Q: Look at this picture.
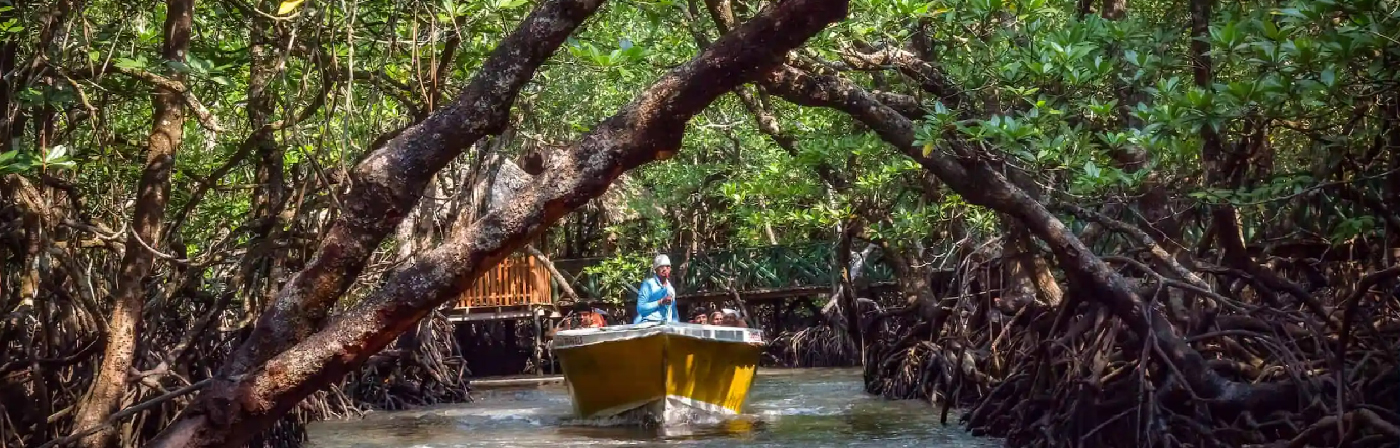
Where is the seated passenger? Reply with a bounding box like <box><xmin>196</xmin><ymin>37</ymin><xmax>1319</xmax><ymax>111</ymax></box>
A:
<box><xmin>690</xmin><ymin>311</ymin><xmax>709</xmax><ymax>325</ymax></box>
<box><xmin>549</xmin><ymin>302</ymin><xmax>606</xmax><ymax>339</ymax></box>
<box><xmin>720</xmin><ymin>308</ymin><xmax>749</xmax><ymax>328</ymax></box>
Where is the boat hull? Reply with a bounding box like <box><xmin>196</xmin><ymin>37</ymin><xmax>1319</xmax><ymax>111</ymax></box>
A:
<box><xmin>552</xmin><ymin>322</ymin><xmax>764</xmax><ymax>424</ymax></box>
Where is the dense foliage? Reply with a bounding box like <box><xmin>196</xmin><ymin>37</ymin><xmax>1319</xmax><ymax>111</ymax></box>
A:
<box><xmin>2</xmin><ymin>0</ymin><xmax>1398</xmax><ymax>446</ymax></box>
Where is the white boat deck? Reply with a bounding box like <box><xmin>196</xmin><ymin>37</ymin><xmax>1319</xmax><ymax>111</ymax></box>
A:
<box><xmin>552</xmin><ymin>321</ymin><xmax>764</xmax><ymax>350</ymax></box>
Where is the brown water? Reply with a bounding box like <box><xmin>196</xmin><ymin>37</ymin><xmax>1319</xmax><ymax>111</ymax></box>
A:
<box><xmin>306</xmin><ymin>368</ymin><xmax>997</xmax><ymax>448</ymax></box>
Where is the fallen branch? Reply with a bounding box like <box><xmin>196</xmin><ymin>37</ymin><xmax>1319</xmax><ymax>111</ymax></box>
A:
<box><xmin>525</xmin><ymin>244</ymin><xmax>579</xmax><ymax>300</ymax></box>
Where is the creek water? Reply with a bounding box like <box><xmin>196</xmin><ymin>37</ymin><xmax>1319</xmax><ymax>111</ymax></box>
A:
<box><xmin>306</xmin><ymin>367</ymin><xmax>997</xmax><ymax>448</ymax></box>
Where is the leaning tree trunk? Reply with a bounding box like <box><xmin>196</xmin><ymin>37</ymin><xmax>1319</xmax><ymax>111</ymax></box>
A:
<box><xmin>526</xmin><ymin>244</ymin><xmax>580</xmax><ymax>300</ymax></box>
<box><xmin>70</xmin><ymin>0</ymin><xmax>194</xmax><ymax>446</ymax></box>
<box><xmin>147</xmin><ymin>1</ymin><xmax>848</xmax><ymax>446</ymax></box>
<box><xmin>760</xmin><ymin>61</ymin><xmax>1301</xmax><ymax>414</ymax></box>
<box><xmin>215</xmin><ymin>0</ymin><xmax>608</xmax><ymax>383</ymax></box>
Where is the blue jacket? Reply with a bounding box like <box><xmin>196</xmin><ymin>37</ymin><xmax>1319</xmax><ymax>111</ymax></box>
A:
<box><xmin>633</xmin><ymin>275</ymin><xmax>679</xmax><ymax>324</ymax></box>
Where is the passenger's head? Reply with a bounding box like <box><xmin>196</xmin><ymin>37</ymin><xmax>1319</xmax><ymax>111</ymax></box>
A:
<box><xmin>691</xmin><ymin>313</ymin><xmax>708</xmax><ymax>324</ymax></box>
<box><xmin>653</xmin><ymin>254</ymin><xmax>672</xmax><ymax>278</ymax></box>
<box><xmin>721</xmin><ymin>309</ymin><xmax>741</xmax><ymax>325</ymax></box>
<box><xmin>572</xmin><ymin>302</ymin><xmax>591</xmax><ymax>314</ymax></box>
<box><xmin>710</xmin><ymin>311</ymin><xmax>726</xmax><ymax>325</ymax></box>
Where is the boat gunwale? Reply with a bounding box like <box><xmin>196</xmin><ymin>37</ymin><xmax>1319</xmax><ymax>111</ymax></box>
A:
<box><xmin>551</xmin><ymin>321</ymin><xmax>764</xmax><ymax>350</ymax></box>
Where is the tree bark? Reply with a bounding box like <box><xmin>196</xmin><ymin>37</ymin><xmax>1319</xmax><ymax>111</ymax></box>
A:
<box><xmin>70</xmin><ymin>0</ymin><xmax>194</xmax><ymax>447</ymax></box>
<box><xmin>1101</xmin><ymin>0</ymin><xmax>1125</xmax><ymax>19</ymax></box>
<box><xmin>1004</xmin><ymin>220</ymin><xmax>1061</xmax><ymax>311</ymax></box>
<box><xmin>229</xmin><ymin>8</ymin><xmax>292</xmax><ymax>319</ymax></box>
<box><xmin>836</xmin><ymin>221</ymin><xmax>863</xmax><ymax>348</ymax></box>
<box><xmin>146</xmin><ymin>1</ymin><xmax>847</xmax><ymax>446</ymax></box>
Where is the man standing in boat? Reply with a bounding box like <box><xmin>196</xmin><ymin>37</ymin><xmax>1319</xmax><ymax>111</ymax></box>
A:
<box><xmin>633</xmin><ymin>254</ymin><xmax>680</xmax><ymax>323</ymax></box>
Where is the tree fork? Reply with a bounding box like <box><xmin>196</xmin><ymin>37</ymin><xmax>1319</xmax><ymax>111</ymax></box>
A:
<box><xmin>217</xmin><ymin>0</ymin><xmax>612</xmax><ymax>380</ymax></box>
<box><xmin>146</xmin><ymin>0</ymin><xmax>848</xmax><ymax>446</ymax></box>
<box><xmin>70</xmin><ymin>0</ymin><xmax>195</xmax><ymax>447</ymax></box>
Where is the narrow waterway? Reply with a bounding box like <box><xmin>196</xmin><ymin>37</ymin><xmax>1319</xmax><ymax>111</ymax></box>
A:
<box><xmin>306</xmin><ymin>368</ymin><xmax>995</xmax><ymax>448</ymax></box>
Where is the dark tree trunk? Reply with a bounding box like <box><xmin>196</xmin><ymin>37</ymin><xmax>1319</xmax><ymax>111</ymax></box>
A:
<box><xmin>245</xmin><ymin>10</ymin><xmax>289</xmax><ymax>308</ymax></box>
<box><xmin>1076</xmin><ymin>0</ymin><xmax>1095</xmax><ymax>17</ymax></box>
<box><xmin>71</xmin><ymin>0</ymin><xmax>195</xmax><ymax>446</ymax></box>
<box><xmin>1101</xmin><ymin>0</ymin><xmax>1125</xmax><ymax>19</ymax></box>
<box><xmin>836</xmin><ymin>222</ymin><xmax>862</xmax><ymax>348</ymax></box>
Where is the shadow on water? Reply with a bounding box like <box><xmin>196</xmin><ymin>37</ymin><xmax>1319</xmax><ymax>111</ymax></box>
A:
<box><xmin>306</xmin><ymin>368</ymin><xmax>996</xmax><ymax>448</ymax></box>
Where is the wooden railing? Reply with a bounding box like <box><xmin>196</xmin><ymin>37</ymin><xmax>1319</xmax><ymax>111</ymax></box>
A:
<box><xmin>456</xmin><ymin>255</ymin><xmax>553</xmax><ymax>309</ymax></box>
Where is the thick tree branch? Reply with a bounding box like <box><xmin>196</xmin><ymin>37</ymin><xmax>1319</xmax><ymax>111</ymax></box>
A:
<box><xmin>146</xmin><ymin>0</ymin><xmax>847</xmax><ymax>446</ymax></box>
<box><xmin>213</xmin><ymin>0</ymin><xmax>611</xmax><ymax>383</ymax></box>
<box><xmin>837</xmin><ymin>43</ymin><xmax>965</xmax><ymax>111</ymax></box>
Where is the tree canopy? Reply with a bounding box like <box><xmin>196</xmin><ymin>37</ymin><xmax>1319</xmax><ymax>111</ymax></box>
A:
<box><xmin>2</xmin><ymin>0</ymin><xmax>1398</xmax><ymax>447</ymax></box>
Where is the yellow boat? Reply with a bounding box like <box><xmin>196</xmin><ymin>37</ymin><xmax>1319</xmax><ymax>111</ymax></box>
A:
<box><xmin>551</xmin><ymin>321</ymin><xmax>765</xmax><ymax>425</ymax></box>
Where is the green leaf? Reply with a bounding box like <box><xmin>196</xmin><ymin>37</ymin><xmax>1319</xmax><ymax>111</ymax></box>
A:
<box><xmin>164</xmin><ymin>60</ymin><xmax>191</xmax><ymax>73</ymax></box>
<box><xmin>1273</xmin><ymin>8</ymin><xmax>1308</xmax><ymax>20</ymax></box>
<box><xmin>45</xmin><ymin>145</ymin><xmax>67</xmax><ymax>162</ymax></box>
<box><xmin>114</xmin><ymin>58</ymin><xmax>144</xmax><ymax>70</ymax></box>
<box><xmin>1319</xmin><ymin>67</ymin><xmax>1336</xmax><ymax>87</ymax></box>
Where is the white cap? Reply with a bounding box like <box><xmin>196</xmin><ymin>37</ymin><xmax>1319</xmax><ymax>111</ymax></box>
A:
<box><xmin>721</xmin><ymin>308</ymin><xmax>739</xmax><ymax>316</ymax></box>
<box><xmin>653</xmin><ymin>254</ymin><xmax>671</xmax><ymax>270</ymax></box>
